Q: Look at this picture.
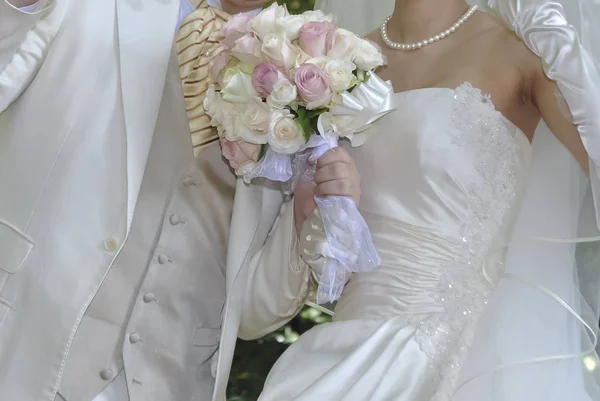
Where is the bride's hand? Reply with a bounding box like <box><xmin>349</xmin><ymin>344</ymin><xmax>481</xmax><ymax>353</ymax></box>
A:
<box><xmin>314</xmin><ymin>148</ymin><xmax>362</xmax><ymax>205</ymax></box>
<box><xmin>293</xmin><ymin>148</ymin><xmax>362</xmax><ymax>234</ymax></box>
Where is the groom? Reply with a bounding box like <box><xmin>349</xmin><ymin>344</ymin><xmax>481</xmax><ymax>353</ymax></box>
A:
<box><xmin>0</xmin><ymin>1</ymin><xmax>285</xmax><ymax>401</ymax></box>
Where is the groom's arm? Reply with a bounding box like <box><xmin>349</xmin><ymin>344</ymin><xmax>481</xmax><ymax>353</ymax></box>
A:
<box><xmin>0</xmin><ymin>1</ymin><xmax>53</xmax><ymax>69</ymax></box>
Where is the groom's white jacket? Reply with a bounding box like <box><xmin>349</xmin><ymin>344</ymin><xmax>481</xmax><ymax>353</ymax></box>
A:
<box><xmin>0</xmin><ymin>1</ymin><xmax>311</xmax><ymax>400</ymax></box>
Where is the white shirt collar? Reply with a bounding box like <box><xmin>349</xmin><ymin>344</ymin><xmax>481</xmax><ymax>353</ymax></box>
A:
<box><xmin>206</xmin><ymin>0</ymin><xmax>262</xmax><ymax>17</ymax></box>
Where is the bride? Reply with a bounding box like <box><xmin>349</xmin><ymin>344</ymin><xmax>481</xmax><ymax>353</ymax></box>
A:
<box><xmin>248</xmin><ymin>0</ymin><xmax>600</xmax><ymax>399</ymax></box>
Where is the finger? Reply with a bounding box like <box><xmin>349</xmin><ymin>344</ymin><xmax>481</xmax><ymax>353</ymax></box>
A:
<box><xmin>316</xmin><ymin>148</ymin><xmax>352</xmax><ymax>168</ymax></box>
<box><xmin>314</xmin><ymin>162</ymin><xmax>352</xmax><ymax>184</ymax></box>
<box><xmin>315</xmin><ymin>179</ymin><xmax>354</xmax><ymax>198</ymax></box>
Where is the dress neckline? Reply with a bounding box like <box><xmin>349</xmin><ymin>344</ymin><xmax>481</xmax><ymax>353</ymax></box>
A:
<box><xmin>391</xmin><ymin>84</ymin><xmax>532</xmax><ymax>151</ymax></box>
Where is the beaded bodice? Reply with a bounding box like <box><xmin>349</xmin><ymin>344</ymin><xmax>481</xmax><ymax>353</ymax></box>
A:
<box><xmin>333</xmin><ymin>83</ymin><xmax>531</xmax><ymax>399</ymax></box>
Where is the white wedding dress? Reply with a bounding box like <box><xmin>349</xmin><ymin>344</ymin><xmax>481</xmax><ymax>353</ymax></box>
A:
<box><xmin>258</xmin><ymin>84</ymin><xmax>532</xmax><ymax>400</ymax></box>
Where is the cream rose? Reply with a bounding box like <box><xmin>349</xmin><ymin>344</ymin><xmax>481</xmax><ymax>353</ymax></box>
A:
<box><xmin>275</xmin><ymin>14</ymin><xmax>306</xmax><ymax>41</ymax></box>
<box><xmin>231</xmin><ymin>34</ymin><xmax>263</xmax><ymax>68</ymax></box>
<box><xmin>353</xmin><ymin>38</ymin><xmax>386</xmax><ymax>71</ymax></box>
<box><xmin>305</xmin><ymin>56</ymin><xmax>329</xmax><ymax>70</ymax></box>
<box><xmin>327</xmin><ymin>28</ymin><xmax>360</xmax><ymax>62</ymax></box>
<box><xmin>269</xmin><ymin>109</ymin><xmax>306</xmax><ymax>154</ymax></box>
<box><xmin>247</xmin><ymin>2</ymin><xmax>289</xmax><ymax>39</ymax></box>
<box><xmin>302</xmin><ymin>10</ymin><xmax>334</xmax><ymax>23</ymax></box>
<box><xmin>325</xmin><ymin>60</ymin><xmax>357</xmax><ymax>92</ymax></box>
<box><xmin>221</xmin><ymin>14</ymin><xmax>252</xmax><ymax>47</ymax></box>
<box><xmin>204</xmin><ymin>87</ymin><xmax>234</xmax><ymax>129</ymax></box>
<box><xmin>235</xmin><ymin>99</ymin><xmax>270</xmax><ymax>144</ymax></box>
<box><xmin>220</xmin><ymin>65</ymin><xmax>259</xmax><ymax>104</ymax></box>
<box><xmin>267</xmin><ymin>77</ymin><xmax>298</xmax><ymax>109</ymax></box>
<box><xmin>261</xmin><ymin>33</ymin><xmax>301</xmax><ymax>72</ymax></box>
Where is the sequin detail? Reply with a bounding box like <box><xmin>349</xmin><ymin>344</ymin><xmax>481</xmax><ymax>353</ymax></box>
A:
<box><xmin>411</xmin><ymin>83</ymin><xmax>527</xmax><ymax>400</ymax></box>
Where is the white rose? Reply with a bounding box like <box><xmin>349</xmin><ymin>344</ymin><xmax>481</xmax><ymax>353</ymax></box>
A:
<box><xmin>302</xmin><ymin>10</ymin><xmax>334</xmax><ymax>23</ymax></box>
<box><xmin>318</xmin><ymin>112</ymin><xmax>356</xmax><ymax>135</ymax></box>
<box><xmin>305</xmin><ymin>56</ymin><xmax>329</xmax><ymax>70</ymax></box>
<box><xmin>275</xmin><ymin>15</ymin><xmax>306</xmax><ymax>41</ymax></box>
<box><xmin>352</xmin><ymin>38</ymin><xmax>386</xmax><ymax>71</ymax></box>
<box><xmin>294</xmin><ymin>51</ymin><xmax>312</xmax><ymax>70</ymax></box>
<box><xmin>247</xmin><ymin>3</ymin><xmax>289</xmax><ymax>39</ymax></box>
<box><xmin>327</xmin><ymin>28</ymin><xmax>360</xmax><ymax>62</ymax></box>
<box><xmin>325</xmin><ymin>60</ymin><xmax>357</xmax><ymax>92</ymax></box>
<box><xmin>269</xmin><ymin>109</ymin><xmax>306</xmax><ymax>154</ymax></box>
<box><xmin>220</xmin><ymin>65</ymin><xmax>259</xmax><ymax>104</ymax></box>
<box><xmin>261</xmin><ymin>33</ymin><xmax>300</xmax><ymax>72</ymax></box>
<box><xmin>235</xmin><ymin>99</ymin><xmax>270</xmax><ymax>144</ymax></box>
<box><xmin>267</xmin><ymin>77</ymin><xmax>298</xmax><ymax>109</ymax></box>
<box><xmin>204</xmin><ymin>87</ymin><xmax>239</xmax><ymax>139</ymax></box>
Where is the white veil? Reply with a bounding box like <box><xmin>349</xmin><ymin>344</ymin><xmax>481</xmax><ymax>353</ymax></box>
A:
<box><xmin>314</xmin><ymin>0</ymin><xmax>600</xmax><ymax>399</ymax></box>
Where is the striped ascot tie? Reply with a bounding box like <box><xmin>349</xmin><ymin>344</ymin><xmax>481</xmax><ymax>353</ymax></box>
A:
<box><xmin>176</xmin><ymin>0</ymin><xmax>230</xmax><ymax>156</ymax></box>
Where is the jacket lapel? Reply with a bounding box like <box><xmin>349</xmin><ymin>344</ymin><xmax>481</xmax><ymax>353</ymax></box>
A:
<box><xmin>116</xmin><ymin>0</ymin><xmax>179</xmax><ymax>231</ymax></box>
<box><xmin>214</xmin><ymin>181</ymin><xmax>284</xmax><ymax>400</ymax></box>
<box><xmin>225</xmin><ymin>181</ymin><xmax>263</xmax><ymax>293</ymax></box>
<box><xmin>225</xmin><ymin>180</ymin><xmax>286</xmax><ymax>293</ymax></box>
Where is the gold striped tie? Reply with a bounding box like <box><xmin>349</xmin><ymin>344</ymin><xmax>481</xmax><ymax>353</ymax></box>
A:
<box><xmin>176</xmin><ymin>0</ymin><xmax>230</xmax><ymax>156</ymax></box>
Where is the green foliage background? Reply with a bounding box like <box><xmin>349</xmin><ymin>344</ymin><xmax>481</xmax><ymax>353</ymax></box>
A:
<box><xmin>227</xmin><ymin>3</ymin><xmax>321</xmax><ymax>400</ymax></box>
<box><xmin>264</xmin><ymin>0</ymin><xmax>316</xmax><ymax>14</ymax></box>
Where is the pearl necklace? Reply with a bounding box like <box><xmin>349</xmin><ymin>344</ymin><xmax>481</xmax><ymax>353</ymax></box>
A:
<box><xmin>381</xmin><ymin>5</ymin><xmax>478</xmax><ymax>50</ymax></box>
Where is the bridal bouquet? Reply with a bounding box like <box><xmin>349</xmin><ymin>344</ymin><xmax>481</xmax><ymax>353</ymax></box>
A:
<box><xmin>204</xmin><ymin>3</ymin><xmax>395</xmax><ymax>303</ymax></box>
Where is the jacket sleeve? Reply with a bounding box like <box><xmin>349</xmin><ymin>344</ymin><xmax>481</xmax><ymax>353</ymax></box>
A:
<box><xmin>0</xmin><ymin>1</ymin><xmax>53</xmax><ymax>69</ymax></box>
<box><xmin>238</xmin><ymin>201</ymin><xmax>330</xmax><ymax>340</ymax></box>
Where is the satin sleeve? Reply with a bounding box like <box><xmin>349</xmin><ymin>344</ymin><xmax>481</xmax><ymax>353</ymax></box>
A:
<box><xmin>0</xmin><ymin>0</ymin><xmax>58</xmax><ymax>112</ymax></box>
<box><xmin>0</xmin><ymin>0</ymin><xmax>53</xmax><ymax>68</ymax></box>
<box><xmin>238</xmin><ymin>202</ymin><xmax>335</xmax><ymax>339</ymax></box>
<box><xmin>298</xmin><ymin>208</ymin><xmax>331</xmax><ymax>280</ymax></box>
<box><xmin>494</xmin><ymin>0</ymin><xmax>600</xmax><ymax>229</ymax></box>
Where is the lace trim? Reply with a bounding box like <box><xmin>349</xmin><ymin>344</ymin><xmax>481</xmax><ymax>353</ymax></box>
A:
<box><xmin>411</xmin><ymin>83</ymin><xmax>526</xmax><ymax>400</ymax></box>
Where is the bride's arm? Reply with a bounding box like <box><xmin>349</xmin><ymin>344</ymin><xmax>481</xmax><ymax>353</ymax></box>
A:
<box><xmin>533</xmin><ymin>69</ymin><xmax>590</xmax><ymax>173</ymax></box>
<box><xmin>239</xmin><ymin>148</ymin><xmax>361</xmax><ymax>340</ymax></box>
<box><xmin>238</xmin><ymin>199</ymin><xmax>326</xmax><ymax>340</ymax></box>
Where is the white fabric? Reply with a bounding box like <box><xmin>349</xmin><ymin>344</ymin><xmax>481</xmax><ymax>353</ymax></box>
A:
<box><xmin>309</xmin><ymin>1</ymin><xmax>600</xmax><ymax>400</ymax></box>
<box><xmin>177</xmin><ymin>0</ymin><xmax>195</xmax><ymax>30</ymax></box>
<box><xmin>91</xmin><ymin>371</ymin><xmax>127</xmax><ymax>401</ymax></box>
<box><xmin>456</xmin><ymin>2</ymin><xmax>600</xmax><ymax>399</ymax></box>
<box><xmin>259</xmin><ymin>84</ymin><xmax>532</xmax><ymax>400</ymax></box>
<box><xmin>0</xmin><ymin>1</ymin><xmax>182</xmax><ymax>399</ymax></box>
<box><xmin>0</xmin><ymin>1</ymin><xmax>283</xmax><ymax>401</ymax></box>
<box><xmin>17</xmin><ymin>2</ymin><xmax>38</xmax><ymax>12</ymax></box>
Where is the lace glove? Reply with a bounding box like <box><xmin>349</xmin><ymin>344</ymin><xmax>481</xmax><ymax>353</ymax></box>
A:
<box><xmin>298</xmin><ymin>207</ymin><xmax>352</xmax><ymax>306</ymax></box>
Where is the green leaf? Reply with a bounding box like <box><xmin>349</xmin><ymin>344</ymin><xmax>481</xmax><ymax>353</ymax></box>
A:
<box><xmin>258</xmin><ymin>144</ymin><xmax>268</xmax><ymax>161</ymax></box>
<box><xmin>296</xmin><ymin>107</ymin><xmax>313</xmax><ymax>142</ymax></box>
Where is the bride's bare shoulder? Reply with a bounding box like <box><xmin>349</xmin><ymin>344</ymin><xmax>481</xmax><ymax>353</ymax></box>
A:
<box><xmin>472</xmin><ymin>12</ymin><xmax>539</xmax><ymax>70</ymax></box>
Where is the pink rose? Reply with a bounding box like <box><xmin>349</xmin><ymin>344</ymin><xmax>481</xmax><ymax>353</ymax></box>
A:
<box><xmin>222</xmin><ymin>14</ymin><xmax>251</xmax><ymax>47</ymax></box>
<box><xmin>220</xmin><ymin>138</ymin><xmax>261</xmax><ymax>176</ymax></box>
<box><xmin>252</xmin><ymin>63</ymin><xmax>282</xmax><ymax>98</ymax></box>
<box><xmin>208</xmin><ymin>46</ymin><xmax>231</xmax><ymax>84</ymax></box>
<box><xmin>294</xmin><ymin>63</ymin><xmax>332</xmax><ymax>109</ymax></box>
<box><xmin>298</xmin><ymin>21</ymin><xmax>337</xmax><ymax>57</ymax></box>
